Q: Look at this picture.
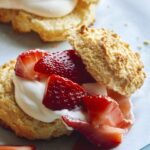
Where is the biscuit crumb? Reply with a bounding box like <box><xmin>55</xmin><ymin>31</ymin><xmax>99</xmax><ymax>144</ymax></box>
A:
<box><xmin>143</xmin><ymin>40</ymin><xmax>150</xmax><ymax>46</ymax></box>
<box><xmin>124</xmin><ymin>23</ymin><xmax>128</xmax><ymax>27</ymax></box>
<box><xmin>107</xmin><ymin>5</ymin><xmax>110</xmax><ymax>8</ymax></box>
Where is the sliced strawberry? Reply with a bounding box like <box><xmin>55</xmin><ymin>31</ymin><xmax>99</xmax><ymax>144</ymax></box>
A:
<box><xmin>0</xmin><ymin>146</ymin><xmax>36</xmax><ymax>150</ymax></box>
<box><xmin>83</xmin><ymin>96</ymin><xmax>131</xmax><ymax>129</ymax></box>
<box><xmin>43</xmin><ymin>74</ymin><xmax>87</xmax><ymax>110</ymax></box>
<box><xmin>107</xmin><ymin>89</ymin><xmax>134</xmax><ymax>121</ymax></box>
<box><xmin>62</xmin><ymin>116</ymin><xmax>123</xmax><ymax>149</ymax></box>
<box><xmin>34</xmin><ymin>50</ymin><xmax>95</xmax><ymax>84</ymax></box>
<box><xmin>63</xmin><ymin>95</ymin><xmax>132</xmax><ymax>148</ymax></box>
<box><xmin>15</xmin><ymin>49</ymin><xmax>48</xmax><ymax>80</ymax></box>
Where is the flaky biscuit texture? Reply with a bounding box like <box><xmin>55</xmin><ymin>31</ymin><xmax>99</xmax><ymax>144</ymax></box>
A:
<box><xmin>68</xmin><ymin>26</ymin><xmax>146</xmax><ymax>96</ymax></box>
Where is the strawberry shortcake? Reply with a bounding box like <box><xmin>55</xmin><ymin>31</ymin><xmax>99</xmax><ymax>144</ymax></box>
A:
<box><xmin>0</xmin><ymin>0</ymin><xmax>99</xmax><ymax>41</ymax></box>
<box><xmin>0</xmin><ymin>27</ymin><xmax>145</xmax><ymax>149</ymax></box>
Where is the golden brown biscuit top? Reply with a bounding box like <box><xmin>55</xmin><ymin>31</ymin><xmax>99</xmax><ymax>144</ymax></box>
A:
<box><xmin>68</xmin><ymin>26</ymin><xmax>146</xmax><ymax>96</ymax></box>
<box><xmin>83</xmin><ymin>0</ymin><xmax>100</xmax><ymax>4</ymax></box>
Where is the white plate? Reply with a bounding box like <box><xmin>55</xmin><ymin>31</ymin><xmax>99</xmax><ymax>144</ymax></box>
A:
<box><xmin>0</xmin><ymin>0</ymin><xmax>150</xmax><ymax>150</ymax></box>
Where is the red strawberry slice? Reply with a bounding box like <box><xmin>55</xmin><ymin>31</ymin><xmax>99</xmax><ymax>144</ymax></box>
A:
<box><xmin>34</xmin><ymin>50</ymin><xmax>95</xmax><ymax>84</ymax></box>
<box><xmin>0</xmin><ymin>146</ymin><xmax>36</xmax><ymax>150</ymax></box>
<box><xmin>62</xmin><ymin>95</ymin><xmax>132</xmax><ymax>148</ymax></box>
<box><xmin>83</xmin><ymin>96</ymin><xmax>132</xmax><ymax>129</ymax></box>
<box><xmin>62</xmin><ymin>116</ymin><xmax>123</xmax><ymax>149</ymax></box>
<box><xmin>15</xmin><ymin>49</ymin><xmax>48</xmax><ymax>80</ymax></box>
<box><xmin>43</xmin><ymin>74</ymin><xmax>87</xmax><ymax>110</ymax></box>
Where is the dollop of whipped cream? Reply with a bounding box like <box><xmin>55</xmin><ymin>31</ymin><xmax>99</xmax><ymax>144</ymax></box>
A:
<box><xmin>0</xmin><ymin>0</ymin><xmax>78</xmax><ymax>18</ymax></box>
<box><xmin>13</xmin><ymin>74</ymin><xmax>86</xmax><ymax>124</ymax></box>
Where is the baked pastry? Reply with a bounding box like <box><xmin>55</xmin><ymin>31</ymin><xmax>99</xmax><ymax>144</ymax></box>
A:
<box><xmin>68</xmin><ymin>26</ymin><xmax>146</xmax><ymax>96</ymax></box>
<box><xmin>0</xmin><ymin>27</ymin><xmax>146</xmax><ymax>148</ymax></box>
<box><xmin>0</xmin><ymin>61</ymin><xmax>70</xmax><ymax>140</ymax></box>
<box><xmin>0</xmin><ymin>0</ymin><xmax>99</xmax><ymax>42</ymax></box>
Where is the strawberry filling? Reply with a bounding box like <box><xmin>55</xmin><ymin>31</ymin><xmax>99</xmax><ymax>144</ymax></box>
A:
<box><xmin>62</xmin><ymin>116</ymin><xmax>124</xmax><ymax>149</ymax></box>
<box><xmin>15</xmin><ymin>49</ymin><xmax>48</xmax><ymax>80</ymax></box>
<box><xmin>34</xmin><ymin>50</ymin><xmax>95</xmax><ymax>84</ymax></box>
<box><xmin>14</xmin><ymin>49</ymin><xmax>133</xmax><ymax>148</ymax></box>
<box><xmin>43</xmin><ymin>74</ymin><xmax>87</xmax><ymax>110</ymax></box>
<box><xmin>62</xmin><ymin>95</ymin><xmax>132</xmax><ymax>149</ymax></box>
<box><xmin>0</xmin><ymin>146</ymin><xmax>36</xmax><ymax>150</ymax></box>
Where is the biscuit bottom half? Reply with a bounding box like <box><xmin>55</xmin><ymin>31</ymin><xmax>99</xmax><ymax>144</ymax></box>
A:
<box><xmin>0</xmin><ymin>60</ymin><xmax>71</xmax><ymax>140</ymax></box>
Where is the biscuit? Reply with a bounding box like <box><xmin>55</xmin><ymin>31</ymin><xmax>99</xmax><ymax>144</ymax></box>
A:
<box><xmin>0</xmin><ymin>60</ymin><xmax>70</xmax><ymax>140</ymax></box>
<box><xmin>68</xmin><ymin>26</ymin><xmax>146</xmax><ymax>96</ymax></box>
<box><xmin>0</xmin><ymin>0</ymin><xmax>99</xmax><ymax>42</ymax></box>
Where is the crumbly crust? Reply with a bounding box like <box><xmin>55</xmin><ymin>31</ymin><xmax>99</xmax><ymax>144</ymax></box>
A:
<box><xmin>68</xmin><ymin>26</ymin><xmax>146</xmax><ymax>96</ymax></box>
<box><xmin>0</xmin><ymin>61</ymin><xmax>71</xmax><ymax>140</ymax></box>
<box><xmin>0</xmin><ymin>0</ymin><xmax>99</xmax><ymax>42</ymax></box>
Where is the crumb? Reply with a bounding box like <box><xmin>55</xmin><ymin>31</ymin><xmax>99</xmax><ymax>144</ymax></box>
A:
<box><xmin>107</xmin><ymin>5</ymin><xmax>110</xmax><ymax>8</ymax></box>
<box><xmin>143</xmin><ymin>40</ymin><xmax>150</xmax><ymax>46</ymax></box>
<box><xmin>124</xmin><ymin>23</ymin><xmax>128</xmax><ymax>27</ymax></box>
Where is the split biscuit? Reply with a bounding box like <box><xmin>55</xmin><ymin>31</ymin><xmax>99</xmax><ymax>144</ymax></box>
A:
<box><xmin>0</xmin><ymin>0</ymin><xmax>99</xmax><ymax>42</ymax></box>
<box><xmin>68</xmin><ymin>26</ymin><xmax>146</xmax><ymax>96</ymax></box>
<box><xmin>0</xmin><ymin>60</ymin><xmax>70</xmax><ymax>140</ymax></box>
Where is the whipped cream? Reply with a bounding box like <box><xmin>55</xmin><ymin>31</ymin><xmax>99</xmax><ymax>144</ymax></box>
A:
<box><xmin>0</xmin><ymin>0</ymin><xmax>78</xmax><ymax>18</ymax></box>
<box><xmin>13</xmin><ymin>74</ymin><xmax>86</xmax><ymax>124</ymax></box>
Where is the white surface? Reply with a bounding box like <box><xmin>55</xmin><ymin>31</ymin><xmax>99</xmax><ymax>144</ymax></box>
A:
<box><xmin>0</xmin><ymin>0</ymin><xmax>150</xmax><ymax>150</ymax></box>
